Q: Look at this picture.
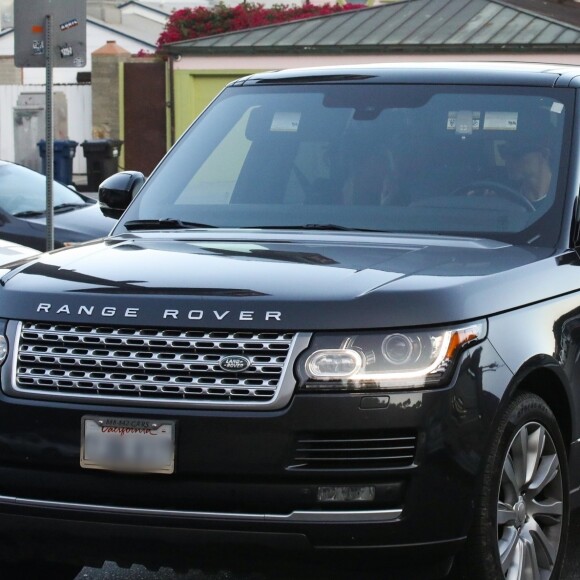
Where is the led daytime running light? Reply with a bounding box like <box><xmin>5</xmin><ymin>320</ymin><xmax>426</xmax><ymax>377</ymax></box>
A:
<box><xmin>355</xmin><ymin>331</ymin><xmax>453</xmax><ymax>381</ymax></box>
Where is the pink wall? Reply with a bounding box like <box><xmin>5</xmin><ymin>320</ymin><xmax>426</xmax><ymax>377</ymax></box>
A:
<box><xmin>174</xmin><ymin>53</ymin><xmax>580</xmax><ymax>71</ymax></box>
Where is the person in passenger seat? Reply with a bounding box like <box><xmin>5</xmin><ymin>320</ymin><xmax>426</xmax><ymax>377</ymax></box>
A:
<box><xmin>342</xmin><ymin>145</ymin><xmax>399</xmax><ymax>206</ymax></box>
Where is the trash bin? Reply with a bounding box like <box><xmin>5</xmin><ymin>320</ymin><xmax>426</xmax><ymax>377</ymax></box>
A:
<box><xmin>37</xmin><ymin>139</ymin><xmax>78</xmax><ymax>185</ymax></box>
<box><xmin>81</xmin><ymin>139</ymin><xmax>123</xmax><ymax>191</ymax></box>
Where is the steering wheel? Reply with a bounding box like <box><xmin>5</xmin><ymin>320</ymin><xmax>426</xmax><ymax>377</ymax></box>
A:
<box><xmin>452</xmin><ymin>180</ymin><xmax>536</xmax><ymax>212</ymax></box>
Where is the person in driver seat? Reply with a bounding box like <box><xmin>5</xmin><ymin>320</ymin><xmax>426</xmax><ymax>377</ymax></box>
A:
<box><xmin>504</xmin><ymin>143</ymin><xmax>553</xmax><ymax>205</ymax></box>
<box><xmin>468</xmin><ymin>141</ymin><xmax>554</xmax><ymax>210</ymax></box>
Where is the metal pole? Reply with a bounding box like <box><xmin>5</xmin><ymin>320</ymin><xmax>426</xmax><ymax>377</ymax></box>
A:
<box><xmin>45</xmin><ymin>13</ymin><xmax>54</xmax><ymax>251</ymax></box>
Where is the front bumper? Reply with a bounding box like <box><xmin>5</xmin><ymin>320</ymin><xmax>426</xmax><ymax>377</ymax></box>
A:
<box><xmin>0</xmin><ymin>341</ymin><xmax>511</xmax><ymax>566</ymax></box>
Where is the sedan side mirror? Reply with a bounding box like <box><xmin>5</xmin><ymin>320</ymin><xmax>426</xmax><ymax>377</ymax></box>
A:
<box><xmin>98</xmin><ymin>171</ymin><xmax>145</xmax><ymax>219</ymax></box>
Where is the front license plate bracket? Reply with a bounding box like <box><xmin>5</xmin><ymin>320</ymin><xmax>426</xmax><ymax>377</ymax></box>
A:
<box><xmin>81</xmin><ymin>416</ymin><xmax>175</xmax><ymax>474</ymax></box>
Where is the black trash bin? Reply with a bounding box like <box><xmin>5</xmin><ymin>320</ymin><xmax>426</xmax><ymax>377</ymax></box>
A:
<box><xmin>37</xmin><ymin>139</ymin><xmax>78</xmax><ymax>185</ymax></box>
<box><xmin>81</xmin><ymin>139</ymin><xmax>123</xmax><ymax>191</ymax></box>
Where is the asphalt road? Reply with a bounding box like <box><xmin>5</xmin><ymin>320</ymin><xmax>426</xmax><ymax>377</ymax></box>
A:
<box><xmin>73</xmin><ymin>509</ymin><xmax>580</xmax><ymax>580</ymax></box>
<box><xmin>563</xmin><ymin>508</ymin><xmax>580</xmax><ymax>579</ymax></box>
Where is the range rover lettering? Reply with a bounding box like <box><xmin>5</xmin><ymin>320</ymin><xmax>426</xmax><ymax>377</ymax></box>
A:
<box><xmin>1</xmin><ymin>62</ymin><xmax>580</xmax><ymax>579</ymax></box>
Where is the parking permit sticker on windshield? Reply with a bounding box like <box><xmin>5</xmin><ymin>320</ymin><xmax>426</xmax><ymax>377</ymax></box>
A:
<box><xmin>270</xmin><ymin>112</ymin><xmax>301</xmax><ymax>132</ymax></box>
<box><xmin>447</xmin><ymin>111</ymin><xmax>480</xmax><ymax>133</ymax></box>
<box><xmin>551</xmin><ymin>102</ymin><xmax>564</xmax><ymax>114</ymax></box>
<box><xmin>483</xmin><ymin>112</ymin><xmax>518</xmax><ymax>131</ymax></box>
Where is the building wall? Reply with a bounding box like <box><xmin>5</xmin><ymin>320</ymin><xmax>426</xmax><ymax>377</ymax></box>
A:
<box><xmin>92</xmin><ymin>51</ymin><xmax>133</xmax><ymax>139</ymax></box>
<box><xmin>0</xmin><ymin>24</ymin><xmax>154</xmax><ymax>84</ymax></box>
<box><xmin>173</xmin><ymin>52</ymin><xmax>580</xmax><ymax>73</ymax></box>
<box><xmin>173</xmin><ymin>69</ymin><xmax>256</xmax><ymax>139</ymax></box>
<box><xmin>0</xmin><ymin>55</ymin><xmax>19</xmax><ymax>84</ymax></box>
<box><xmin>171</xmin><ymin>51</ymin><xmax>580</xmax><ymax>137</ymax></box>
<box><xmin>120</xmin><ymin>13</ymin><xmax>164</xmax><ymax>45</ymax></box>
<box><xmin>0</xmin><ymin>0</ymin><xmax>13</xmax><ymax>30</ymax></box>
<box><xmin>0</xmin><ymin>84</ymin><xmax>91</xmax><ymax>174</ymax></box>
<box><xmin>87</xmin><ymin>0</ymin><xmax>121</xmax><ymax>25</ymax></box>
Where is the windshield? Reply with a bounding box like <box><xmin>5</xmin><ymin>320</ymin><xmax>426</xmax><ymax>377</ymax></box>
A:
<box><xmin>0</xmin><ymin>163</ymin><xmax>86</xmax><ymax>216</ymax></box>
<box><xmin>120</xmin><ymin>84</ymin><xmax>573</xmax><ymax>246</ymax></box>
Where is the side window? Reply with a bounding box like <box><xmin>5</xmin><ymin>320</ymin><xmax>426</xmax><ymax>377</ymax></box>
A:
<box><xmin>175</xmin><ymin>108</ymin><xmax>254</xmax><ymax>205</ymax></box>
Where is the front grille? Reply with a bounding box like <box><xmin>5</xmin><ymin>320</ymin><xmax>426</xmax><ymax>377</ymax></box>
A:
<box><xmin>289</xmin><ymin>431</ymin><xmax>417</xmax><ymax>471</ymax></box>
<box><xmin>13</xmin><ymin>322</ymin><xmax>301</xmax><ymax>408</ymax></box>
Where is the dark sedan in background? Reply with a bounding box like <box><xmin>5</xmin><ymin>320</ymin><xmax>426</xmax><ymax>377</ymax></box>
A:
<box><xmin>0</xmin><ymin>161</ymin><xmax>116</xmax><ymax>250</ymax></box>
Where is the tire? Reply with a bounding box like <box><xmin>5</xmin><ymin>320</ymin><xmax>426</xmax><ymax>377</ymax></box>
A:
<box><xmin>454</xmin><ymin>392</ymin><xmax>569</xmax><ymax>580</ymax></box>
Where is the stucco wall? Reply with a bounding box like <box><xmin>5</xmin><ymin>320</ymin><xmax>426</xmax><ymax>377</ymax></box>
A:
<box><xmin>173</xmin><ymin>52</ymin><xmax>580</xmax><ymax>73</ymax></box>
<box><xmin>0</xmin><ymin>24</ymin><xmax>154</xmax><ymax>84</ymax></box>
<box><xmin>173</xmin><ymin>70</ymin><xmax>257</xmax><ymax>139</ymax></box>
<box><xmin>0</xmin><ymin>55</ymin><xmax>20</xmax><ymax>84</ymax></box>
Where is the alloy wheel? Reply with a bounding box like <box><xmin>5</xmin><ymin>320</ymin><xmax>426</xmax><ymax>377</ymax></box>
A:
<box><xmin>497</xmin><ymin>421</ymin><xmax>563</xmax><ymax>580</ymax></box>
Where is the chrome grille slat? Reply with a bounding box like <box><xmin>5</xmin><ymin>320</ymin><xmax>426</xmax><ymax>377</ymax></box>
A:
<box><xmin>18</xmin><ymin>353</ymin><xmax>285</xmax><ymax>373</ymax></box>
<box><xmin>14</xmin><ymin>322</ymin><xmax>298</xmax><ymax>407</ymax></box>
<box><xmin>21</xmin><ymin>329</ymin><xmax>290</xmax><ymax>350</ymax></box>
<box><xmin>18</xmin><ymin>370</ymin><xmax>280</xmax><ymax>389</ymax></box>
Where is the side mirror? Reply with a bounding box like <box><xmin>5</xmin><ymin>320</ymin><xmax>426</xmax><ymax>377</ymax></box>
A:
<box><xmin>98</xmin><ymin>171</ymin><xmax>145</xmax><ymax>219</ymax></box>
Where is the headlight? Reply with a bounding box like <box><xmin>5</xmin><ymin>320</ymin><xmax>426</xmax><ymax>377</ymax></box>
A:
<box><xmin>299</xmin><ymin>321</ymin><xmax>486</xmax><ymax>391</ymax></box>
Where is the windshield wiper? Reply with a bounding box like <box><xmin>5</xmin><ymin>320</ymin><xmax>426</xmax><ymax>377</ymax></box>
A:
<box><xmin>54</xmin><ymin>203</ymin><xmax>87</xmax><ymax>213</ymax></box>
<box><xmin>241</xmin><ymin>224</ymin><xmax>381</xmax><ymax>232</ymax></box>
<box><xmin>123</xmin><ymin>219</ymin><xmax>217</xmax><ymax>231</ymax></box>
<box><xmin>14</xmin><ymin>210</ymin><xmax>46</xmax><ymax>218</ymax></box>
<box><xmin>14</xmin><ymin>204</ymin><xmax>87</xmax><ymax>218</ymax></box>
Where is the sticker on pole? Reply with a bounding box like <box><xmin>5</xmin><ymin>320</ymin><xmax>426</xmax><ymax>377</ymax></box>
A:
<box><xmin>14</xmin><ymin>0</ymin><xmax>86</xmax><ymax>68</ymax></box>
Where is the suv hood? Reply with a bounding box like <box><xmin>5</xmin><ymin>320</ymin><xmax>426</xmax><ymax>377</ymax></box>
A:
<box><xmin>0</xmin><ymin>232</ymin><xmax>572</xmax><ymax>329</ymax></box>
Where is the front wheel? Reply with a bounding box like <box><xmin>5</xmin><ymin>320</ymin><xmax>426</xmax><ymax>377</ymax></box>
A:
<box><xmin>455</xmin><ymin>392</ymin><xmax>569</xmax><ymax>580</ymax></box>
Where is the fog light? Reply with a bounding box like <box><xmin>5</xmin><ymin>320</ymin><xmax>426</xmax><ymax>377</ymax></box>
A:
<box><xmin>317</xmin><ymin>486</ymin><xmax>375</xmax><ymax>502</ymax></box>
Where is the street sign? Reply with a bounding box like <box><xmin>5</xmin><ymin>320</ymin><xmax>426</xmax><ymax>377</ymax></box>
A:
<box><xmin>14</xmin><ymin>0</ymin><xmax>86</xmax><ymax>68</ymax></box>
<box><xmin>14</xmin><ymin>0</ymin><xmax>87</xmax><ymax>251</ymax></box>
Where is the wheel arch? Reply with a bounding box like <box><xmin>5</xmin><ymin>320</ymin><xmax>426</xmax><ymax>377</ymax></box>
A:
<box><xmin>508</xmin><ymin>366</ymin><xmax>573</xmax><ymax>452</ymax></box>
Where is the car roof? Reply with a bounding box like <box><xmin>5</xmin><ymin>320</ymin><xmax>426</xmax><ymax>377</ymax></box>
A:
<box><xmin>237</xmin><ymin>61</ymin><xmax>580</xmax><ymax>88</ymax></box>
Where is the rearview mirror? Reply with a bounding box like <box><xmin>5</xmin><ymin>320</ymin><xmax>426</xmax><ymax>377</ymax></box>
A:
<box><xmin>98</xmin><ymin>171</ymin><xmax>145</xmax><ymax>219</ymax></box>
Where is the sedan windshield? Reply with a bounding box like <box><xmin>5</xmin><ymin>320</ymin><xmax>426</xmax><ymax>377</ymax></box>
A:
<box><xmin>120</xmin><ymin>84</ymin><xmax>573</xmax><ymax>246</ymax></box>
<box><xmin>0</xmin><ymin>163</ymin><xmax>86</xmax><ymax>216</ymax></box>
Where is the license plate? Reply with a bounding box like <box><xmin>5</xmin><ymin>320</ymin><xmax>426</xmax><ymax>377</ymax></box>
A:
<box><xmin>81</xmin><ymin>416</ymin><xmax>175</xmax><ymax>474</ymax></box>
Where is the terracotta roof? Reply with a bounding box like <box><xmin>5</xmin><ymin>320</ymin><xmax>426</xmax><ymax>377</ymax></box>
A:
<box><xmin>92</xmin><ymin>40</ymin><xmax>131</xmax><ymax>55</ymax></box>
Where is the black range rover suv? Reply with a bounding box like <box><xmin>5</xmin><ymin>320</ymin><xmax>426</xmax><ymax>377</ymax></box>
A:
<box><xmin>0</xmin><ymin>62</ymin><xmax>578</xmax><ymax>579</ymax></box>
